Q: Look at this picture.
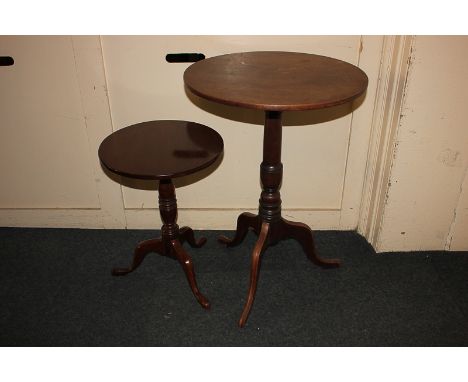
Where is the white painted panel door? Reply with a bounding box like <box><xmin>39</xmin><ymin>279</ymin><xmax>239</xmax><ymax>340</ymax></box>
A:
<box><xmin>0</xmin><ymin>36</ymin><xmax>125</xmax><ymax>228</ymax></box>
<box><xmin>0</xmin><ymin>36</ymin><xmax>99</xmax><ymax>208</ymax></box>
<box><xmin>101</xmin><ymin>36</ymin><xmax>382</xmax><ymax>230</ymax></box>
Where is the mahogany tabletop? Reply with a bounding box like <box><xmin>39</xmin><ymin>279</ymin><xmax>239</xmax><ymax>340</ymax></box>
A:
<box><xmin>184</xmin><ymin>51</ymin><xmax>368</xmax><ymax>111</ymax></box>
<box><xmin>98</xmin><ymin>120</ymin><xmax>223</xmax><ymax>180</ymax></box>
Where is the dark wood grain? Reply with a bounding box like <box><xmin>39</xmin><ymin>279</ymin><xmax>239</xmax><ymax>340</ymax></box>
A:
<box><xmin>238</xmin><ymin>222</ymin><xmax>269</xmax><ymax>328</ymax></box>
<box><xmin>184</xmin><ymin>51</ymin><xmax>366</xmax><ymax>326</ymax></box>
<box><xmin>100</xmin><ymin>121</ymin><xmax>221</xmax><ymax>310</ymax></box>
<box><xmin>217</xmin><ymin>111</ymin><xmax>341</xmax><ymax>326</ymax></box>
<box><xmin>218</xmin><ymin>212</ymin><xmax>261</xmax><ymax>247</ymax></box>
<box><xmin>184</xmin><ymin>51</ymin><xmax>368</xmax><ymax>111</ymax></box>
<box><xmin>111</xmin><ymin>178</ymin><xmax>210</xmax><ymax>310</ymax></box>
<box><xmin>98</xmin><ymin>120</ymin><xmax>223</xmax><ymax>180</ymax></box>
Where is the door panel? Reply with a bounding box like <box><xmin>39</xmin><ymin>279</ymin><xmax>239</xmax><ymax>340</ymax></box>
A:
<box><xmin>101</xmin><ymin>36</ymin><xmax>362</xmax><ymax>214</ymax></box>
<box><xmin>0</xmin><ymin>36</ymin><xmax>100</xmax><ymax>208</ymax></box>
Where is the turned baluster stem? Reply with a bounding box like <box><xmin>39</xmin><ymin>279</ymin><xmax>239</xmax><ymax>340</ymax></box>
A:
<box><xmin>158</xmin><ymin>179</ymin><xmax>179</xmax><ymax>241</ymax></box>
<box><xmin>259</xmin><ymin>111</ymin><xmax>283</xmax><ymax>223</ymax></box>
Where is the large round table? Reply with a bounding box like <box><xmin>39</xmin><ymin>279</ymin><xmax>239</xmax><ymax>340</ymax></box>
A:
<box><xmin>184</xmin><ymin>51</ymin><xmax>368</xmax><ymax>326</ymax></box>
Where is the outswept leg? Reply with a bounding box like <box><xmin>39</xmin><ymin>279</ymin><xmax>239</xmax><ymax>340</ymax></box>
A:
<box><xmin>112</xmin><ymin>177</ymin><xmax>210</xmax><ymax>310</ymax></box>
<box><xmin>218</xmin><ymin>212</ymin><xmax>261</xmax><ymax>247</ymax></box>
<box><xmin>172</xmin><ymin>240</ymin><xmax>210</xmax><ymax>310</ymax></box>
<box><xmin>179</xmin><ymin>226</ymin><xmax>207</xmax><ymax>248</ymax></box>
<box><xmin>238</xmin><ymin>222</ymin><xmax>270</xmax><ymax>327</ymax></box>
<box><xmin>112</xmin><ymin>238</ymin><xmax>165</xmax><ymax>276</ymax></box>
<box><xmin>112</xmin><ymin>236</ymin><xmax>210</xmax><ymax>309</ymax></box>
<box><xmin>281</xmin><ymin>218</ymin><xmax>340</xmax><ymax>268</ymax></box>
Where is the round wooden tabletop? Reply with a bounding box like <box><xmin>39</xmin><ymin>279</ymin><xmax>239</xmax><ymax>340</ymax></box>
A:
<box><xmin>184</xmin><ymin>51</ymin><xmax>368</xmax><ymax>111</ymax></box>
<box><xmin>98</xmin><ymin>120</ymin><xmax>224</xmax><ymax>180</ymax></box>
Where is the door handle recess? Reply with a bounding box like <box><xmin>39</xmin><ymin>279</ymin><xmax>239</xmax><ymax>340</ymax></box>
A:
<box><xmin>0</xmin><ymin>56</ymin><xmax>14</xmax><ymax>66</ymax></box>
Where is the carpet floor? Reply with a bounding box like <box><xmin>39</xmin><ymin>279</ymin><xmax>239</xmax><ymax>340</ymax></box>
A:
<box><xmin>1</xmin><ymin>227</ymin><xmax>467</xmax><ymax>346</ymax></box>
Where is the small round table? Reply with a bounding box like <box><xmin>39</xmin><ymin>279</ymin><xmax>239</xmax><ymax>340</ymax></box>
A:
<box><xmin>98</xmin><ymin>120</ymin><xmax>224</xmax><ymax>310</ymax></box>
<box><xmin>184</xmin><ymin>51</ymin><xmax>368</xmax><ymax>326</ymax></box>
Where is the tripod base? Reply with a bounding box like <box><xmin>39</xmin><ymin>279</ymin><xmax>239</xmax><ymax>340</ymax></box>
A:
<box><xmin>219</xmin><ymin>213</ymin><xmax>340</xmax><ymax>327</ymax></box>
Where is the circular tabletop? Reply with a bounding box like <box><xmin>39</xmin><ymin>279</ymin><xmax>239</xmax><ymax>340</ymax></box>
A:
<box><xmin>184</xmin><ymin>51</ymin><xmax>368</xmax><ymax>111</ymax></box>
<box><xmin>98</xmin><ymin>120</ymin><xmax>224</xmax><ymax>180</ymax></box>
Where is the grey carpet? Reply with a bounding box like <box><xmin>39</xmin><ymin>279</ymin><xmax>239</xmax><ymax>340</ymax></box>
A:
<box><xmin>0</xmin><ymin>227</ymin><xmax>467</xmax><ymax>346</ymax></box>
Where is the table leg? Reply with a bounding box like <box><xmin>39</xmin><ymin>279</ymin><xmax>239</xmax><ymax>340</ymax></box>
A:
<box><xmin>218</xmin><ymin>212</ymin><xmax>261</xmax><ymax>246</ymax></box>
<box><xmin>179</xmin><ymin>226</ymin><xmax>207</xmax><ymax>248</ymax></box>
<box><xmin>238</xmin><ymin>221</ymin><xmax>269</xmax><ymax>327</ymax></box>
<box><xmin>222</xmin><ymin>111</ymin><xmax>340</xmax><ymax>327</ymax></box>
<box><xmin>172</xmin><ymin>239</ymin><xmax>210</xmax><ymax>309</ymax></box>
<box><xmin>111</xmin><ymin>238</ymin><xmax>166</xmax><ymax>276</ymax></box>
<box><xmin>112</xmin><ymin>179</ymin><xmax>210</xmax><ymax>310</ymax></box>
<box><xmin>280</xmin><ymin>218</ymin><xmax>340</xmax><ymax>268</ymax></box>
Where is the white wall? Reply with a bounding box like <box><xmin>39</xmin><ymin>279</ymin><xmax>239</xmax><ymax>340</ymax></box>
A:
<box><xmin>375</xmin><ymin>36</ymin><xmax>468</xmax><ymax>251</ymax></box>
<box><xmin>0</xmin><ymin>35</ymin><xmax>382</xmax><ymax>232</ymax></box>
<box><xmin>100</xmin><ymin>35</ymin><xmax>381</xmax><ymax>230</ymax></box>
<box><xmin>0</xmin><ymin>36</ymin><xmax>100</xmax><ymax>209</ymax></box>
<box><xmin>0</xmin><ymin>35</ymin><xmax>467</xmax><ymax>252</ymax></box>
<box><xmin>0</xmin><ymin>36</ymin><xmax>125</xmax><ymax>228</ymax></box>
